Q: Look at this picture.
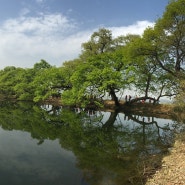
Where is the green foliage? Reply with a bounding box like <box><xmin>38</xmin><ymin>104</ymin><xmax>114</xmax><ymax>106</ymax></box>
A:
<box><xmin>0</xmin><ymin>67</ymin><xmax>25</xmax><ymax>96</ymax></box>
<box><xmin>13</xmin><ymin>68</ymin><xmax>36</xmax><ymax>100</ymax></box>
<box><xmin>0</xmin><ymin>0</ymin><xmax>184</xmax><ymax>107</ymax></box>
<box><xmin>33</xmin><ymin>59</ymin><xmax>52</xmax><ymax>70</ymax></box>
<box><xmin>154</xmin><ymin>0</ymin><xmax>185</xmax><ymax>73</ymax></box>
<box><xmin>174</xmin><ymin>78</ymin><xmax>185</xmax><ymax>110</ymax></box>
<box><xmin>81</xmin><ymin>28</ymin><xmax>113</xmax><ymax>56</ymax></box>
<box><xmin>32</xmin><ymin>67</ymin><xmax>66</xmax><ymax>102</ymax></box>
<box><xmin>125</xmin><ymin>0</ymin><xmax>185</xmax><ymax>99</ymax></box>
<box><xmin>62</xmin><ymin>28</ymin><xmax>139</xmax><ymax>107</ymax></box>
<box><xmin>62</xmin><ymin>48</ymin><xmax>132</xmax><ymax>107</ymax></box>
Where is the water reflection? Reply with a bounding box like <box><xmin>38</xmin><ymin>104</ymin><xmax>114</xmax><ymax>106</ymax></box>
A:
<box><xmin>0</xmin><ymin>101</ymin><xmax>184</xmax><ymax>185</ymax></box>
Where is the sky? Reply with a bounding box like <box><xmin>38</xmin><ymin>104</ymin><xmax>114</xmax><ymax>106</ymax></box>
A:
<box><xmin>0</xmin><ymin>0</ymin><xmax>170</xmax><ymax>69</ymax></box>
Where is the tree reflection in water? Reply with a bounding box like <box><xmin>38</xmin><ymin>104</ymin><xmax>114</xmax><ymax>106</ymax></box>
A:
<box><xmin>0</xmin><ymin>102</ymin><xmax>184</xmax><ymax>185</ymax></box>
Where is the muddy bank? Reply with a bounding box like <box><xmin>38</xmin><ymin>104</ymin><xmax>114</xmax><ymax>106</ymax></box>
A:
<box><xmin>103</xmin><ymin>100</ymin><xmax>175</xmax><ymax>119</ymax></box>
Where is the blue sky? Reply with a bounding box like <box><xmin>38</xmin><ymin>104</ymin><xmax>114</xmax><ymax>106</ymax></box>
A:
<box><xmin>0</xmin><ymin>0</ymin><xmax>169</xmax><ymax>69</ymax></box>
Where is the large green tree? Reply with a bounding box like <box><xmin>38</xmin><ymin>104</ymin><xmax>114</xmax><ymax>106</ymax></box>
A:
<box><xmin>127</xmin><ymin>29</ymin><xmax>178</xmax><ymax>102</ymax></box>
<box><xmin>125</xmin><ymin>0</ymin><xmax>185</xmax><ymax>102</ymax></box>
<box><xmin>62</xmin><ymin>29</ymin><xmax>136</xmax><ymax>107</ymax></box>
<box><xmin>62</xmin><ymin>51</ymin><xmax>126</xmax><ymax>107</ymax></box>
<box><xmin>154</xmin><ymin>0</ymin><xmax>185</xmax><ymax>74</ymax></box>
<box><xmin>129</xmin><ymin>0</ymin><xmax>185</xmax><ymax>76</ymax></box>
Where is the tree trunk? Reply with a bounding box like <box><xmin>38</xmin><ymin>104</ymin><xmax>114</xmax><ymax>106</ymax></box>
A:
<box><xmin>109</xmin><ymin>88</ymin><xmax>120</xmax><ymax>107</ymax></box>
<box><xmin>145</xmin><ymin>75</ymin><xmax>151</xmax><ymax>97</ymax></box>
<box><xmin>175</xmin><ymin>60</ymin><xmax>181</xmax><ymax>72</ymax></box>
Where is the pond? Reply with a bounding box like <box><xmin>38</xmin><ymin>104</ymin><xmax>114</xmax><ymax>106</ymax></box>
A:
<box><xmin>0</xmin><ymin>101</ymin><xmax>184</xmax><ymax>185</ymax></box>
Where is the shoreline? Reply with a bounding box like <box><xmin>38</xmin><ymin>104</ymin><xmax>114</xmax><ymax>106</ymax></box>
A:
<box><xmin>146</xmin><ymin>132</ymin><xmax>185</xmax><ymax>185</ymax></box>
<box><xmin>103</xmin><ymin>100</ymin><xmax>185</xmax><ymax>184</ymax></box>
<box><xmin>103</xmin><ymin>100</ymin><xmax>175</xmax><ymax>118</ymax></box>
<box><xmin>37</xmin><ymin>98</ymin><xmax>179</xmax><ymax>120</ymax></box>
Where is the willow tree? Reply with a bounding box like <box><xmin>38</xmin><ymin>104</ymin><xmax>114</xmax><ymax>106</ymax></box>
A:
<box><xmin>155</xmin><ymin>0</ymin><xmax>185</xmax><ymax>105</ymax></box>
<box><xmin>126</xmin><ymin>28</ymin><xmax>178</xmax><ymax>102</ymax></box>
<box><xmin>154</xmin><ymin>0</ymin><xmax>185</xmax><ymax>74</ymax></box>
<box><xmin>62</xmin><ymin>51</ymin><xmax>126</xmax><ymax>107</ymax></box>
<box><xmin>124</xmin><ymin>0</ymin><xmax>185</xmax><ymax>102</ymax></box>
<box><xmin>62</xmin><ymin>29</ymin><xmax>136</xmax><ymax>108</ymax></box>
<box><xmin>130</xmin><ymin>0</ymin><xmax>185</xmax><ymax>76</ymax></box>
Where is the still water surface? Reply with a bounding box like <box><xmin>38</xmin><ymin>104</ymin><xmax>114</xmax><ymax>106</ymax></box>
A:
<box><xmin>0</xmin><ymin>102</ymin><xmax>184</xmax><ymax>185</ymax></box>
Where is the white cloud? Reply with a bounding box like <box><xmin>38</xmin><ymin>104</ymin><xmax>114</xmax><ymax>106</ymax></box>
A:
<box><xmin>2</xmin><ymin>13</ymin><xmax>74</xmax><ymax>36</ymax></box>
<box><xmin>0</xmin><ymin>12</ymin><xmax>154</xmax><ymax>69</ymax></box>
<box><xmin>110</xmin><ymin>20</ymin><xmax>154</xmax><ymax>37</ymax></box>
<box><xmin>0</xmin><ymin>13</ymin><xmax>81</xmax><ymax>69</ymax></box>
